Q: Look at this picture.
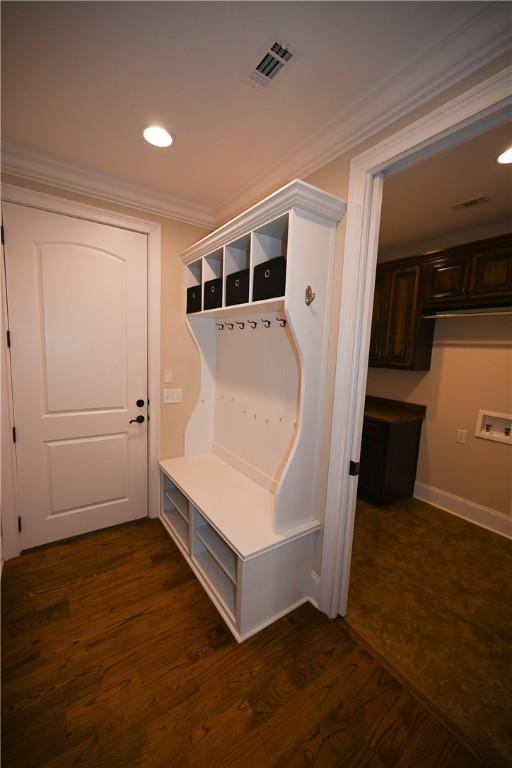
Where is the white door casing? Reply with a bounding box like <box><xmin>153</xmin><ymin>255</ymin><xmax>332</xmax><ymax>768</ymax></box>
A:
<box><xmin>3</xmin><ymin>202</ymin><xmax>148</xmax><ymax>549</ymax></box>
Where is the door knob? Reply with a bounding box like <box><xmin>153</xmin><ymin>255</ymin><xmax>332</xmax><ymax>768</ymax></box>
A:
<box><xmin>129</xmin><ymin>415</ymin><xmax>145</xmax><ymax>424</ymax></box>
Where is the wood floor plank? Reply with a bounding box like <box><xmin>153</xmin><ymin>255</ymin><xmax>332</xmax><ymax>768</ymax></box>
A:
<box><xmin>2</xmin><ymin>518</ymin><xmax>486</xmax><ymax>768</ymax></box>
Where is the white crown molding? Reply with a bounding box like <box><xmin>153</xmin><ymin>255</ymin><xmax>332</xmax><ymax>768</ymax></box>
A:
<box><xmin>180</xmin><ymin>179</ymin><xmax>346</xmax><ymax>264</ymax></box>
<box><xmin>1</xmin><ymin>144</ymin><xmax>215</xmax><ymax>229</ymax></box>
<box><xmin>213</xmin><ymin>4</ymin><xmax>512</xmax><ymax>223</ymax></box>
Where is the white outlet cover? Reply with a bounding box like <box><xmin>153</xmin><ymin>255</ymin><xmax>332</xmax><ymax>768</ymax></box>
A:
<box><xmin>456</xmin><ymin>429</ymin><xmax>467</xmax><ymax>444</ymax></box>
<box><xmin>164</xmin><ymin>368</ymin><xmax>173</xmax><ymax>383</ymax></box>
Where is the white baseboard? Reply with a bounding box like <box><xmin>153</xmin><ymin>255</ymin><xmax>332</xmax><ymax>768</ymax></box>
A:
<box><xmin>414</xmin><ymin>481</ymin><xmax>512</xmax><ymax>539</ymax></box>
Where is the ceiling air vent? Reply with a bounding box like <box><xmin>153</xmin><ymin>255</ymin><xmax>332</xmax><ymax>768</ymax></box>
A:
<box><xmin>246</xmin><ymin>39</ymin><xmax>298</xmax><ymax>89</ymax></box>
<box><xmin>450</xmin><ymin>195</ymin><xmax>490</xmax><ymax>212</ymax></box>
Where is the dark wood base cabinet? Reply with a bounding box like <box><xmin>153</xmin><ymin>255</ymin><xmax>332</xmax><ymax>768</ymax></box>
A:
<box><xmin>358</xmin><ymin>396</ymin><xmax>426</xmax><ymax>504</ymax></box>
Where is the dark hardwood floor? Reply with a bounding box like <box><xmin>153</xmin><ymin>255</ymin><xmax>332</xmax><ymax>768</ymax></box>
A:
<box><xmin>347</xmin><ymin>497</ymin><xmax>512</xmax><ymax>768</ymax></box>
<box><xmin>2</xmin><ymin>518</ymin><xmax>484</xmax><ymax>768</ymax></box>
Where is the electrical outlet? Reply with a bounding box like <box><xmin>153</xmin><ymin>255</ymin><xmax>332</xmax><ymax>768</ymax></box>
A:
<box><xmin>456</xmin><ymin>429</ymin><xmax>467</xmax><ymax>444</ymax></box>
<box><xmin>163</xmin><ymin>368</ymin><xmax>173</xmax><ymax>383</ymax></box>
<box><xmin>162</xmin><ymin>388</ymin><xmax>183</xmax><ymax>404</ymax></box>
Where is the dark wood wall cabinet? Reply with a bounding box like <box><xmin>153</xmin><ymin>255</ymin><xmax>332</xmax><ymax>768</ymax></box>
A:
<box><xmin>370</xmin><ymin>232</ymin><xmax>512</xmax><ymax>370</ymax></box>
<box><xmin>359</xmin><ymin>396</ymin><xmax>426</xmax><ymax>504</ymax></box>
<box><xmin>423</xmin><ymin>233</ymin><xmax>512</xmax><ymax>309</ymax></box>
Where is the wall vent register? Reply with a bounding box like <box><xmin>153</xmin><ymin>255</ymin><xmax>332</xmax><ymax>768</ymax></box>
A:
<box><xmin>247</xmin><ymin>39</ymin><xmax>298</xmax><ymax>88</ymax></box>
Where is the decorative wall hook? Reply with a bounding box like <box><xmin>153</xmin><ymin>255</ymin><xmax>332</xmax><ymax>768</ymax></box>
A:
<box><xmin>248</xmin><ymin>320</ymin><xmax>257</xmax><ymax>329</ymax></box>
<box><xmin>226</xmin><ymin>322</ymin><xmax>234</xmax><ymax>330</ymax></box>
<box><xmin>277</xmin><ymin>318</ymin><xmax>287</xmax><ymax>328</ymax></box>
<box><xmin>216</xmin><ymin>322</ymin><xmax>224</xmax><ymax>330</ymax></box>
<box><xmin>305</xmin><ymin>286</ymin><xmax>316</xmax><ymax>306</ymax></box>
<box><xmin>236</xmin><ymin>321</ymin><xmax>245</xmax><ymax>329</ymax></box>
<box><xmin>261</xmin><ymin>319</ymin><xmax>271</xmax><ymax>328</ymax></box>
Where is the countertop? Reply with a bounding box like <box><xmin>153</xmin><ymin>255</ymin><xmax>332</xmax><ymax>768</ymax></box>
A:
<box><xmin>364</xmin><ymin>395</ymin><xmax>426</xmax><ymax>424</ymax></box>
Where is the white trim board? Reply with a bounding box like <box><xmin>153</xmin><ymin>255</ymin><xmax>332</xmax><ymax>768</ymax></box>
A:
<box><xmin>0</xmin><ymin>184</ymin><xmax>162</xmax><ymax>559</ymax></box>
<box><xmin>1</xmin><ymin>145</ymin><xmax>214</xmax><ymax>229</ymax></box>
<box><xmin>414</xmin><ymin>482</ymin><xmax>512</xmax><ymax>540</ymax></box>
<box><xmin>318</xmin><ymin>65</ymin><xmax>512</xmax><ymax>620</ymax></box>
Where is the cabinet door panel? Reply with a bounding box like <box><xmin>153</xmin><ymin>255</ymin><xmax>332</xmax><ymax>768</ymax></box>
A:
<box><xmin>423</xmin><ymin>255</ymin><xmax>470</xmax><ymax>306</ymax></box>
<box><xmin>386</xmin><ymin>265</ymin><xmax>421</xmax><ymax>366</ymax></box>
<box><xmin>469</xmin><ymin>248</ymin><xmax>512</xmax><ymax>299</ymax></box>
<box><xmin>369</xmin><ymin>269</ymin><xmax>391</xmax><ymax>364</ymax></box>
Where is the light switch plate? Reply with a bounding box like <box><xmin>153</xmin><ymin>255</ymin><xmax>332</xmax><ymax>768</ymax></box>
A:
<box><xmin>163</xmin><ymin>368</ymin><xmax>173</xmax><ymax>383</ymax></box>
<box><xmin>162</xmin><ymin>388</ymin><xmax>183</xmax><ymax>404</ymax></box>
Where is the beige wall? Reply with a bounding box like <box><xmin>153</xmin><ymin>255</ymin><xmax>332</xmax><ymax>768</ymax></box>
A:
<box><xmin>367</xmin><ymin>319</ymin><xmax>512</xmax><ymax>515</ymax></box>
<box><xmin>1</xmin><ymin>173</ymin><xmax>208</xmax><ymax>459</ymax></box>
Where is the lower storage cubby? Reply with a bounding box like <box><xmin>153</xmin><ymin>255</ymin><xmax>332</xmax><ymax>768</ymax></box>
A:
<box><xmin>164</xmin><ymin>484</ymin><xmax>189</xmax><ymax>521</ymax></box>
<box><xmin>193</xmin><ymin>547</ymin><xmax>237</xmax><ymax>620</ymax></box>
<box><xmin>162</xmin><ymin>505</ymin><xmax>189</xmax><ymax>552</ymax></box>
<box><xmin>195</xmin><ymin>521</ymin><xmax>237</xmax><ymax>583</ymax></box>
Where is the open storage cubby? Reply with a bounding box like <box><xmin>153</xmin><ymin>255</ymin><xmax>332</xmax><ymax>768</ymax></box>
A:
<box><xmin>192</xmin><ymin>509</ymin><xmax>238</xmax><ymax>619</ymax></box>
<box><xmin>161</xmin><ymin>476</ymin><xmax>190</xmax><ymax>552</ymax></box>
<box><xmin>252</xmin><ymin>214</ymin><xmax>288</xmax><ymax>302</ymax></box>
<box><xmin>203</xmin><ymin>249</ymin><xmax>223</xmax><ymax>310</ymax></box>
<box><xmin>186</xmin><ymin>260</ymin><xmax>202</xmax><ymax>314</ymax></box>
<box><xmin>225</xmin><ymin>234</ymin><xmax>251</xmax><ymax>306</ymax></box>
<box><xmin>162</xmin><ymin>180</ymin><xmax>346</xmax><ymax>641</ymax></box>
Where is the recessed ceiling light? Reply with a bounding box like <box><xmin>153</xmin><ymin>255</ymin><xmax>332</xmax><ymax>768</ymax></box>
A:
<box><xmin>143</xmin><ymin>125</ymin><xmax>173</xmax><ymax>148</ymax></box>
<box><xmin>496</xmin><ymin>146</ymin><xmax>512</xmax><ymax>164</ymax></box>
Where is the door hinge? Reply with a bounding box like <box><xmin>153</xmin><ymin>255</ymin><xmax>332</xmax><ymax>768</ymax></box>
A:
<box><xmin>17</xmin><ymin>516</ymin><xmax>22</xmax><ymax>532</ymax></box>
<box><xmin>1</xmin><ymin>224</ymin><xmax>4</xmax><ymax>246</ymax></box>
<box><xmin>6</xmin><ymin>330</ymin><xmax>11</xmax><ymax>348</ymax></box>
<box><xmin>349</xmin><ymin>460</ymin><xmax>360</xmax><ymax>476</ymax></box>
<box><xmin>12</xmin><ymin>426</ymin><xmax>17</xmax><ymax>443</ymax></box>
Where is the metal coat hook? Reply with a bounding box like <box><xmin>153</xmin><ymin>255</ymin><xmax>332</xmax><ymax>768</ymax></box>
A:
<box><xmin>236</xmin><ymin>321</ymin><xmax>245</xmax><ymax>329</ymax></box>
<box><xmin>305</xmin><ymin>285</ymin><xmax>316</xmax><ymax>306</ymax></box>
<box><xmin>248</xmin><ymin>320</ymin><xmax>257</xmax><ymax>329</ymax></box>
<box><xmin>226</xmin><ymin>322</ymin><xmax>234</xmax><ymax>330</ymax></box>
<box><xmin>276</xmin><ymin>317</ymin><xmax>287</xmax><ymax>328</ymax></box>
<box><xmin>216</xmin><ymin>322</ymin><xmax>224</xmax><ymax>331</ymax></box>
<box><xmin>261</xmin><ymin>319</ymin><xmax>271</xmax><ymax>328</ymax></box>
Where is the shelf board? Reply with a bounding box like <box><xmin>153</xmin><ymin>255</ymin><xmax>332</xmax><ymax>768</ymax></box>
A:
<box><xmin>196</xmin><ymin>524</ymin><xmax>237</xmax><ymax>583</ymax></box>
<box><xmin>193</xmin><ymin>550</ymin><xmax>236</xmax><ymax>619</ymax></box>
<box><xmin>159</xmin><ymin>454</ymin><xmax>320</xmax><ymax>559</ymax></box>
<box><xmin>188</xmin><ymin>297</ymin><xmax>284</xmax><ymax>320</ymax></box>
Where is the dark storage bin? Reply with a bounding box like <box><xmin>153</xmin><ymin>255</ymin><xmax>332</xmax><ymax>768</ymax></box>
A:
<box><xmin>187</xmin><ymin>286</ymin><xmax>201</xmax><ymax>314</ymax></box>
<box><xmin>204</xmin><ymin>277</ymin><xmax>223</xmax><ymax>310</ymax></box>
<box><xmin>252</xmin><ymin>256</ymin><xmax>286</xmax><ymax>301</ymax></box>
<box><xmin>226</xmin><ymin>268</ymin><xmax>250</xmax><ymax>306</ymax></box>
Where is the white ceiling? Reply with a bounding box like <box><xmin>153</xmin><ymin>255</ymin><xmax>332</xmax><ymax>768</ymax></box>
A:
<box><xmin>378</xmin><ymin>120</ymin><xmax>512</xmax><ymax>259</ymax></box>
<box><xmin>2</xmin><ymin>2</ymin><xmax>511</xmax><ymax>225</ymax></box>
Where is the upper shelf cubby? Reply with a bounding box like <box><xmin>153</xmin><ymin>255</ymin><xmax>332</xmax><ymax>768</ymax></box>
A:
<box><xmin>184</xmin><ymin>179</ymin><xmax>346</xmax><ymax>319</ymax></box>
<box><xmin>225</xmin><ymin>234</ymin><xmax>251</xmax><ymax>307</ymax></box>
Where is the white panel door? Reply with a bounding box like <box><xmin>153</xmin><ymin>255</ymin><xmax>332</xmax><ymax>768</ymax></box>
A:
<box><xmin>3</xmin><ymin>203</ymin><xmax>148</xmax><ymax>549</ymax></box>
